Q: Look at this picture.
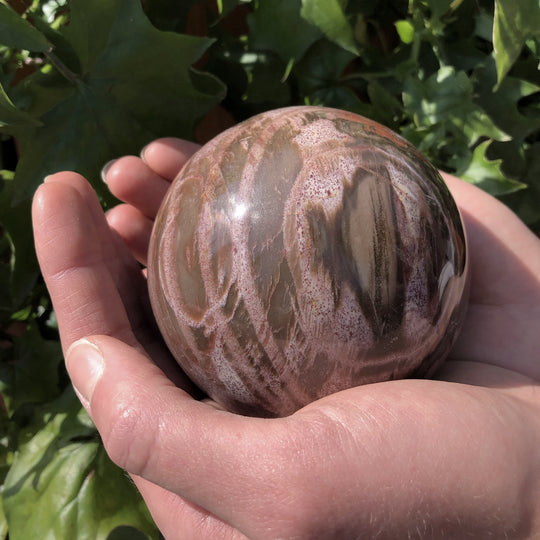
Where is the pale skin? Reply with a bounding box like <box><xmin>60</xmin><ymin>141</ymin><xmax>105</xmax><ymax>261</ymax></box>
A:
<box><xmin>32</xmin><ymin>138</ymin><xmax>540</xmax><ymax>539</ymax></box>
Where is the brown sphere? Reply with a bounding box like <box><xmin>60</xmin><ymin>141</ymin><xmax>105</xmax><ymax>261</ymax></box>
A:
<box><xmin>147</xmin><ymin>106</ymin><xmax>469</xmax><ymax>417</ymax></box>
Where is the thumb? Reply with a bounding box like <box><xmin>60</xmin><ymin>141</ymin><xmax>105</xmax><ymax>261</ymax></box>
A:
<box><xmin>65</xmin><ymin>335</ymin><xmax>219</xmax><ymax>483</ymax></box>
<box><xmin>64</xmin><ymin>336</ymin><xmax>287</xmax><ymax>527</ymax></box>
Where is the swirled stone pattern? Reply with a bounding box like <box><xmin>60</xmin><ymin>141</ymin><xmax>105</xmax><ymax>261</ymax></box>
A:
<box><xmin>148</xmin><ymin>106</ymin><xmax>469</xmax><ymax>417</ymax></box>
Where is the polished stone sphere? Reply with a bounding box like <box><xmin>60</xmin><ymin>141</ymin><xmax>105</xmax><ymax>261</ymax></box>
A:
<box><xmin>147</xmin><ymin>106</ymin><xmax>469</xmax><ymax>417</ymax></box>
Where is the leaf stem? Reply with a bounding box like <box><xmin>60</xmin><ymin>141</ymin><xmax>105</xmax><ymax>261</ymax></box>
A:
<box><xmin>44</xmin><ymin>49</ymin><xmax>79</xmax><ymax>85</ymax></box>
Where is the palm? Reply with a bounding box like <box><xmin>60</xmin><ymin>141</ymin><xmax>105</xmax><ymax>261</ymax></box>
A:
<box><xmin>33</xmin><ymin>139</ymin><xmax>540</xmax><ymax>538</ymax></box>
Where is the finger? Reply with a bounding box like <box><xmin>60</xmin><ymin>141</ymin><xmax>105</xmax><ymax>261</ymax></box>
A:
<box><xmin>442</xmin><ymin>172</ymin><xmax>540</xmax><ymax>304</ymax></box>
<box><xmin>33</xmin><ymin>173</ymin><xmax>195</xmax><ymax>391</ymax></box>
<box><xmin>103</xmin><ymin>156</ymin><xmax>171</xmax><ymax>218</ymax></box>
<box><xmin>106</xmin><ymin>204</ymin><xmax>153</xmax><ymax>266</ymax></box>
<box><xmin>32</xmin><ymin>174</ymin><xmax>141</xmax><ymax>352</ymax></box>
<box><xmin>140</xmin><ymin>137</ymin><xmax>200</xmax><ymax>180</ymax></box>
<box><xmin>441</xmin><ymin>173</ymin><xmax>540</xmax><ymax>379</ymax></box>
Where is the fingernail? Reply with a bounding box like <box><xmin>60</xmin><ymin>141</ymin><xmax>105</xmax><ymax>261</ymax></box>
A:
<box><xmin>140</xmin><ymin>143</ymin><xmax>151</xmax><ymax>162</ymax></box>
<box><xmin>101</xmin><ymin>159</ymin><xmax>117</xmax><ymax>183</ymax></box>
<box><xmin>66</xmin><ymin>338</ymin><xmax>104</xmax><ymax>407</ymax></box>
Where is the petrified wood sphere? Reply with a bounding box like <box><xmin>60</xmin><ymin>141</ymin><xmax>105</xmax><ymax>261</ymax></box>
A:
<box><xmin>147</xmin><ymin>106</ymin><xmax>469</xmax><ymax>417</ymax></box>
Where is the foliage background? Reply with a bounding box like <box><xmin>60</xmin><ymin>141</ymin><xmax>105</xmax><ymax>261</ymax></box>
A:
<box><xmin>1</xmin><ymin>0</ymin><xmax>539</xmax><ymax>537</ymax></box>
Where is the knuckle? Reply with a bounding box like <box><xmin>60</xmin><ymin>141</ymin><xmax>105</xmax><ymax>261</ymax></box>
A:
<box><xmin>99</xmin><ymin>386</ymin><xmax>154</xmax><ymax>476</ymax></box>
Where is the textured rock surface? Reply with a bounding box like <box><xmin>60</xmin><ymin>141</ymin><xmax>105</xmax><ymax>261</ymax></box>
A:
<box><xmin>147</xmin><ymin>106</ymin><xmax>469</xmax><ymax>417</ymax></box>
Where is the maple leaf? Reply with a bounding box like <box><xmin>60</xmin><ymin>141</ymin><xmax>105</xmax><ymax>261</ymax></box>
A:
<box><xmin>8</xmin><ymin>0</ymin><xmax>225</xmax><ymax>204</ymax></box>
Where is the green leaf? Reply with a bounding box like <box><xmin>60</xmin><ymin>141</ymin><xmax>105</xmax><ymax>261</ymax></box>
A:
<box><xmin>424</xmin><ymin>0</ymin><xmax>455</xmax><ymax>20</ymax></box>
<box><xmin>0</xmin><ymin>176</ymin><xmax>39</xmax><ymax>311</ymax></box>
<box><xmin>493</xmin><ymin>0</ymin><xmax>540</xmax><ymax>84</ymax></box>
<box><xmin>11</xmin><ymin>0</ymin><xmax>225</xmax><ymax>204</ymax></box>
<box><xmin>142</xmin><ymin>0</ymin><xmax>200</xmax><ymax>33</ymax></box>
<box><xmin>0</xmin><ymin>323</ymin><xmax>62</xmax><ymax>415</ymax></box>
<box><xmin>395</xmin><ymin>19</ymin><xmax>414</xmax><ymax>45</ymax></box>
<box><xmin>0</xmin><ymin>506</ymin><xmax>6</xmax><ymax>540</ymax></box>
<box><xmin>473</xmin><ymin>60</ymin><xmax>540</xmax><ymax>140</ymax></box>
<box><xmin>107</xmin><ymin>526</ymin><xmax>154</xmax><ymax>540</ymax></box>
<box><xmin>296</xmin><ymin>39</ymin><xmax>356</xmax><ymax>96</ymax></box>
<box><xmin>403</xmin><ymin>66</ymin><xmax>510</xmax><ymax>145</ymax></box>
<box><xmin>217</xmin><ymin>0</ymin><xmax>247</xmax><ymax>16</ymax></box>
<box><xmin>0</xmin><ymin>496</ymin><xmax>7</xmax><ymax>540</ymax></box>
<box><xmin>295</xmin><ymin>39</ymin><xmax>372</xmax><ymax>115</ymax></box>
<box><xmin>458</xmin><ymin>140</ymin><xmax>527</xmax><ymax>195</ymax></box>
<box><xmin>3</xmin><ymin>389</ymin><xmax>158</xmax><ymax>539</ymax></box>
<box><xmin>0</xmin><ymin>83</ymin><xmax>42</xmax><ymax>130</ymax></box>
<box><xmin>301</xmin><ymin>0</ymin><xmax>360</xmax><ymax>55</ymax></box>
<box><xmin>243</xmin><ymin>54</ymin><xmax>291</xmax><ymax>107</ymax></box>
<box><xmin>0</xmin><ymin>3</ymin><xmax>50</xmax><ymax>52</ymax></box>
<box><xmin>502</xmin><ymin>142</ymin><xmax>540</xmax><ymax>230</ymax></box>
<box><xmin>248</xmin><ymin>0</ymin><xmax>321</xmax><ymax>67</ymax></box>
<box><xmin>367</xmin><ymin>80</ymin><xmax>403</xmax><ymax>128</ymax></box>
<box><xmin>0</xmin><ymin>405</ymin><xmax>9</xmax><ymax>539</ymax></box>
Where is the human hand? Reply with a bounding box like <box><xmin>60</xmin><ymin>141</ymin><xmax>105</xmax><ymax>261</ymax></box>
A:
<box><xmin>32</xmin><ymin>138</ymin><xmax>540</xmax><ymax>539</ymax></box>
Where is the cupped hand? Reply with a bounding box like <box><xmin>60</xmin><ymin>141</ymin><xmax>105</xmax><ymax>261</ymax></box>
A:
<box><xmin>32</xmin><ymin>138</ymin><xmax>540</xmax><ymax>539</ymax></box>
